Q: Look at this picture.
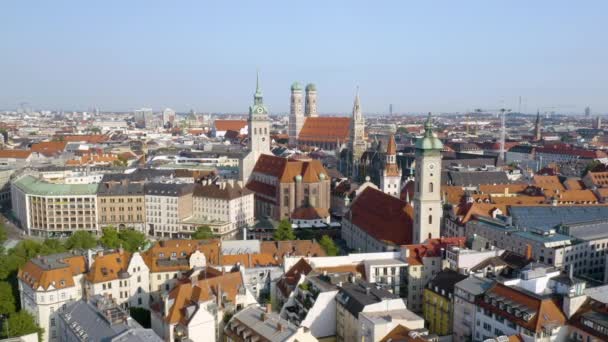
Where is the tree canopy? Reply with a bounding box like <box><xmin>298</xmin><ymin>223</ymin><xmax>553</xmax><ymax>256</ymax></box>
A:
<box><xmin>3</xmin><ymin>310</ymin><xmax>43</xmax><ymax>339</ymax></box>
<box><xmin>100</xmin><ymin>227</ymin><xmax>147</xmax><ymax>252</ymax></box>
<box><xmin>319</xmin><ymin>235</ymin><xmax>339</xmax><ymax>256</ymax></box>
<box><xmin>192</xmin><ymin>225</ymin><xmax>215</xmax><ymax>240</ymax></box>
<box><xmin>64</xmin><ymin>231</ymin><xmax>97</xmax><ymax>250</ymax></box>
<box><xmin>0</xmin><ymin>282</ymin><xmax>15</xmax><ymax>316</ymax></box>
<box><xmin>273</xmin><ymin>220</ymin><xmax>295</xmax><ymax>241</ymax></box>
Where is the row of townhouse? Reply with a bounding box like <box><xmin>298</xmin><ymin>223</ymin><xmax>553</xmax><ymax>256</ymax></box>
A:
<box><xmin>17</xmin><ymin>238</ymin><xmax>325</xmax><ymax>342</ymax></box>
<box><xmin>11</xmin><ymin>173</ymin><xmax>254</xmax><ymax>239</ymax></box>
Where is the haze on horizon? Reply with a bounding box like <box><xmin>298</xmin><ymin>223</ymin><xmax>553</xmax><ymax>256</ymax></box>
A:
<box><xmin>1</xmin><ymin>1</ymin><xmax>606</xmax><ymax>115</ymax></box>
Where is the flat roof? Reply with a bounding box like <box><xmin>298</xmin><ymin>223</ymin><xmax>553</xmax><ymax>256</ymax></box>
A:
<box><xmin>14</xmin><ymin>175</ymin><xmax>98</xmax><ymax>196</ymax></box>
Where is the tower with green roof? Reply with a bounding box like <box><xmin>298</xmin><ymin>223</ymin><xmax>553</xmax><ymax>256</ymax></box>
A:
<box><xmin>240</xmin><ymin>71</ymin><xmax>271</xmax><ymax>183</ymax></box>
<box><xmin>413</xmin><ymin>113</ymin><xmax>443</xmax><ymax>243</ymax></box>
<box><xmin>304</xmin><ymin>83</ymin><xmax>318</xmax><ymax>117</ymax></box>
<box><xmin>288</xmin><ymin>81</ymin><xmax>304</xmax><ymax>146</ymax></box>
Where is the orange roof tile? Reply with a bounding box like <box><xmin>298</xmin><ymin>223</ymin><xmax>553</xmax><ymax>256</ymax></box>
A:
<box><xmin>544</xmin><ymin>189</ymin><xmax>599</xmax><ymax>203</ymax></box>
<box><xmin>564</xmin><ymin>178</ymin><xmax>585</xmax><ymax>190</ymax></box>
<box><xmin>586</xmin><ymin>171</ymin><xmax>608</xmax><ymax>188</ymax></box>
<box><xmin>166</xmin><ymin>271</ymin><xmax>243</xmax><ymax>324</ymax></box>
<box><xmin>276</xmin><ymin>258</ymin><xmax>312</xmax><ymax>297</ymax></box>
<box><xmin>477</xmin><ymin>283</ymin><xmax>566</xmax><ymax>333</ymax></box>
<box><xmin>298</xmin><ymin>117</ymin><xmax>350</xmax><ymax>143</ymax></box>
<box><xmin>533</xmin><ymin>175</ymin><xmax>566</xmax><ymax>191</ymax></box>
<box><xmin>214</xmin><ymin>120</ymin><xmax>247</xmax><ymax>132</ymax></box>
<box><xmin>386</xmin><ymin>134</ymin><xmax>397</xmax><ymax>155</ymax></box>
<box><xmin>0</xmin><ymin>149</ymin><xmax>31</xmax><ymax>159</ymax></box>
<box><xmin>251</xmin><ymin>154</ymin><xmax>329</xmax><ymax>184</ymax></box>
<box><xmin>30</xmin><ymin>141</ymin><xmax>67</xmax><ymax>156</ymax></box>
<box><xmin>260</xmin><ymin>240</ymin><xmax>325</xmax><ymax>263</ymax></box>
<box><xmin>348</xmin><ymin>187</ymin><xmax>414</xmax><ymax>246</ymax></box>
<box><xmin>18</xmin><ymin>255</ymin><xmax>86</xmax><ymax>290</ymax></box>
<box><xmin>86</xmin><ymin>251</ymin><xmax>132</xmax><ymax>283</ymax></box>
<box><xmin>220</xmin><ymin>253</ymin><xmax>279</xmax><ymax>268</ymax></box>
<box><xmin>404</xmin><ymin>237</ymin><xmax>466</xmax><ymax>266</ymax></box>
<box><xmin>144</xmin><ymin>239</ymin><xmax>221</xmax><ymax>272</ymax></box>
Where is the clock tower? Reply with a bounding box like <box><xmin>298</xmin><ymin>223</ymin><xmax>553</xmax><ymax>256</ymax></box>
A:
<box><xmin>240</xmin><ymin>71</ymin><xmax>271</xmax><ymax>183</ymax></box>
<box><xmin>413</xmin><ymin>113</ymin><xmax>443</xmax><ymax>244</ymax></box>
<box><xmin>248</xmin><ymin>71</ymin><xmax>270</xmax><ymax>156</ymax></box>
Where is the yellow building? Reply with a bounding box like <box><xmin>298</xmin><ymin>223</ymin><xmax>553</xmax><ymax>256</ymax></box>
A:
<box><xmin>422</xmin><ymin>269</ymin><xmax>466</xmax><ymax>336</ymax></box>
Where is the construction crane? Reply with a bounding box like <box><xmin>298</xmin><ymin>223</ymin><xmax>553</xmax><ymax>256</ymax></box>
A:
<box><xmin>475</xmin><ymin>108</ymin><xmax>512</xmax><ymax>161</ymax></box>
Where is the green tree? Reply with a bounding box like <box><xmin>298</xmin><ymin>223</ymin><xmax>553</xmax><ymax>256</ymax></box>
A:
<box><xmin>273</xmin><ymin>220</ymin><xmax>295</xmax><ymax>241</ymax></box>
<box><xmin>64</xmin><ymin>231</ymin><xmax>97</xmax><ymax>250</ymax></box>
<box><xmin>100</xmin><ymin>227</ymin><xmax>121</xmax><ymax>249</ymax></box>
<box><xmin>40</xmin><ymin>239</ymin><xmax>66</xmax><ymax>255</ymax></box>
<box><xmin>0</xmin><ymin>225</ymin><xmax>7</xmax><ymax>246</ymax></box>
<box><xmin>319</xmin><ymin>235</ymin><xmax>339</xmax><ymax>256</ymax></box>
<box><xmin>192</xmin><ymin>225</ymin><xmax>215</xmax><ymax>240</ymax></box>
<box><xmin>113</xmin><ymin>155</ymin><xmax>128</xmax><ymax>167</ymax></box>
<box><xmin>4</xmin><ymin>310</ymin><xmax>43</xmax><ymax>340</ymax></box>
<box><xmin>0</xmin><ymin>282</ymin><xmax>15</xmax><ymax>316</ymax></box>
<box><xmin>118</xmin><ymin>229</ymin><xmax>147</xmax><ymax>252</ymax></box>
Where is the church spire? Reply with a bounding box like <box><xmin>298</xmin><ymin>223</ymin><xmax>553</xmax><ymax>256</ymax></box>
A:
<box><xmin>254</xmin><ymin>69</ymin><xmax>263</xmax><ymax>105</ymax></box>
<box><xmin>353</xmin><ymin>86</ymin><xmax>362</xmax><ymax>121</ymax></box>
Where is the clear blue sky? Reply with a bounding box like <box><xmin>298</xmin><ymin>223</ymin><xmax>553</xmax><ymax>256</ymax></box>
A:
<box><xmin>1</xmin><ymin>1</ymin><xmax>606</xmax><ymax>114</ymax></box>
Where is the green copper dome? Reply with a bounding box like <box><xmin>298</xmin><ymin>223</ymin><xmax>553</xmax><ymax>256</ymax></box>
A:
<box><xmin>291</xmin><ymin>81</ymin><xmax>302</xmax><ymax>91</ymax></box>
<box><xmin>415</xmin><ymin>113</ymin><xmax>443</xmax><ymax>150</ymax></box>
<box><xmin>305</xmin><ymin>83</ymin><xmax>316</xmax><ymax>92</ymax></box>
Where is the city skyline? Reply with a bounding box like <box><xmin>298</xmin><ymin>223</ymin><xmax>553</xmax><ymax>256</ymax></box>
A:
<box><xmin>1</xmin><ymin>1</ymin><xmax>607</xmax><ymax>113</ymax></box>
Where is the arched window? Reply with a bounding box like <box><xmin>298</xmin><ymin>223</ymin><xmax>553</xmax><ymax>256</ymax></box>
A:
<box><xmin>429</xmin><ymin>182</ymin><xmax>434</xmax><ymax>193</ymax></box>
<box><xmin>428</xmin><ymin>215</ymin><xmax>433</xmax><ymax>225</ymax></box>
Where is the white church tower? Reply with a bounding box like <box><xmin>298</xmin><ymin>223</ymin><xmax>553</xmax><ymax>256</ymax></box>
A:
<box><xmin>240</xmin><ymin>72</ymin><xmax>271</xmax><ymax>183</ymax></box>
<box><xmin>380</xmin><ymin>134</ymin><xmax>401</xmax><ymax>197</ymax></box>
<box><xmin>413</xmin><ymin>113</ymin><xmax>443</xmax><ymax>244</ymax></box>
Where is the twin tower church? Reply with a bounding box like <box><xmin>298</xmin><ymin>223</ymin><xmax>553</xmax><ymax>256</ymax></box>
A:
<box><xmin>239</xmin><ymin>73</ymin><xmax>443</xmax><ymax>244</ymax></box>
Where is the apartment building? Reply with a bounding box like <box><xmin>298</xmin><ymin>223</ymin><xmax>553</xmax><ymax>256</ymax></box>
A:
<box><xmin>57</xmin><ymin>295</ymin><xmax>162</xmax><ymax>342</ymax></box>
<box><xmin>225</xmin><ymin>305</ymin><xmax>318</xmax><ymax>342</ymax></box>
<box><xmin>84</xmin><ymin>249</ymin><xmax>150</xmax><ymax>309</ymax></box>
<box><xmin>18</xmin><ymin>252</ymin><xmax>87</xmax><ymax>342</ymax></box>
<box><xmin>452</xmin><ymin>277</ymin><xmax>494</xmax><ymax>342</ymax></box>
<box><xmin>335</xmin><ymin>281</ymin><xmax>410</xmax><ymax>342</ymax></box>
<box><xmin>144</xmin><ymin>183</ymin><xmax>194</xmax><ymax>238</ymax></box>
<box><xmin>401</xmin><ymin>238</ymin><xmax>466</xmax><ymax>313</ymax></box>
<box><xmin>422</xmin><ymin>269</ymin><xmax>467</xmax><ymax>336</ymax></box>
<box><xmin>190</xmin><ymin>180</ymin><xmax>254</xmax><ymax>239</ymax></box>
<box><xmin>97</xmin><ymin>175</ymin><xmax>145</xmax><ymax>232</ymax></box>
<box><xmin>152</xmin><ymin>271</ymin><xmax>257</xmax><ymax>342</ymax></box>
<box><xmin>11</xmin><ymin>175</ymin><xmax>98</xmax><ymax>237</ymax></box>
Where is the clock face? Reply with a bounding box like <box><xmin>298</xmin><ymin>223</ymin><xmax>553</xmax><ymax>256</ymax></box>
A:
<box><xmin>428</xmin><ymin>163</ymin><xmax>436</xmax><ymax>170</ymax></box>
<box><xmin>262</xmin><ymin>137</ymin><xmax>266</xmax><ymax>142</ymax></box>
<box><xmin>257</xmin><ymin>107</ymin><xmax>264</xmax><ymax>114</ymax></box>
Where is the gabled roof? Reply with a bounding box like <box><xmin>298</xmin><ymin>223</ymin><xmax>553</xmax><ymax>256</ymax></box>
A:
<box><xmin>586</xmin><ymin>171</ymin><xmax>608</xmax><ymax>188</ymax></box>
<box><xmin>476</xmin><ymin>283</ymin><xmax>566</xmax><ymax>333</ymax></box>
<box><xmin>404</xmin><ymin>237</ymin><xmax>466</xmax><ymax>266</ymax></box>
<box><xmin>251</xmin><ymin>154</ymin><xmax>328</xmax><ymax>183</ymax></box>
<box><xmin>18</xmin><ymin>253</ymin><xmax>86</xmax><ymax>290</ymax></box>
<box><xmin>533</xmin><ymin>175</ymin><xmax>565</xmax><ymax>191</ymax></box>
<box><xmin>276</xmin><ymin>258</ymin><xmax>312</xmax><ymax>298</ymax></box>
<box><xmin>348</xmin><ymin>187</ymin><xmax>413</xmax><ymax>246</ymax></box>
<box><xmin>260</xmin><ymin>240</ymin><xmax>325</xmax><ymax>262</ymax></box>
<box><xmin>166</xmin><ymin>271</ymin><xmax>244</xmax><ymax>325</ymax></box>
<box><xmin>0</xmin><ymin>149</ymin><xmax>31</xmax><ymax>159</ymax></box>
<box><xmin>214</xmin><ymin>120</ymin><xmax>247</xmax><ymax>132</ymax></box>
<box><xmin>30</xmin><ymin>141</ymin><xmax>67</xmax><ymax>156</ymax></box>
<box><xmin>298</xmin><ymin>117</ymin><xmax>351</xmax><ymax>143</ymax></box>
<box><xmin>86</xmin><ymin>251</ymin><xmax>132</xmax><ymax>283</ymax></box>
<box><xmin>143</xmin><ymin>239</ymin><xmax>221</xmax><ymax>272</ymax></box>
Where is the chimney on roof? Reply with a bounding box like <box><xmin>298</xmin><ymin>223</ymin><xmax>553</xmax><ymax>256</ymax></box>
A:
<box><xmin>277</xmin><ymin>322</ymin><xmax>285</xmax><ymax>332</ymax></box>
<box><xmin>266</xmin><ymin>303</ymin><xmax>272</xmax><ymax>313</ymax></box>
<box><xmin>365</xmin><ymin>287</ymin><xmax>371</xmax><ymax>296</ymax></box>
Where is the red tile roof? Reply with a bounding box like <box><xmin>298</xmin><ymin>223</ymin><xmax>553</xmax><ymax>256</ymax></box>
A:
<box><xmin>348</xmin><ymin>187</ymin><xmax>414</xmax><ymax>246</ymax></box>
<box><xmin>476</xmin><ymin>283</ymin><xmax>566</xmax><ymax>333</ymax></box>
<box><xmin>30</xmin><ymin>141</ymin><xmax>67</xmax><ymax>156</ymax></box>
<box><xmin>404</xmin><ymin>237</ymin><xmax>466</xmax><ymax>265</ymax></box>
<box><xmin>214</xmin><ymin>120</ymin><xmax>247</xmax><ymax>132</ymax></box>
<box><xmin>0</xmin><ymin>150</ymin><xmax>31</xmax><ymax>159</ymax></box>
<box><xmin>251</xmin><ymin>154</ymin><xmax>328</xmax><ymax>183</ymax></box>
<box><xmin>298</xmin><ymin>117</ymin><xmax>351</xmax><ymax>143</ymax></box>
<box><xmin>276</xmin><ymin>258</ymin><xmax>312</xmax><ymax>297</ymax></box>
